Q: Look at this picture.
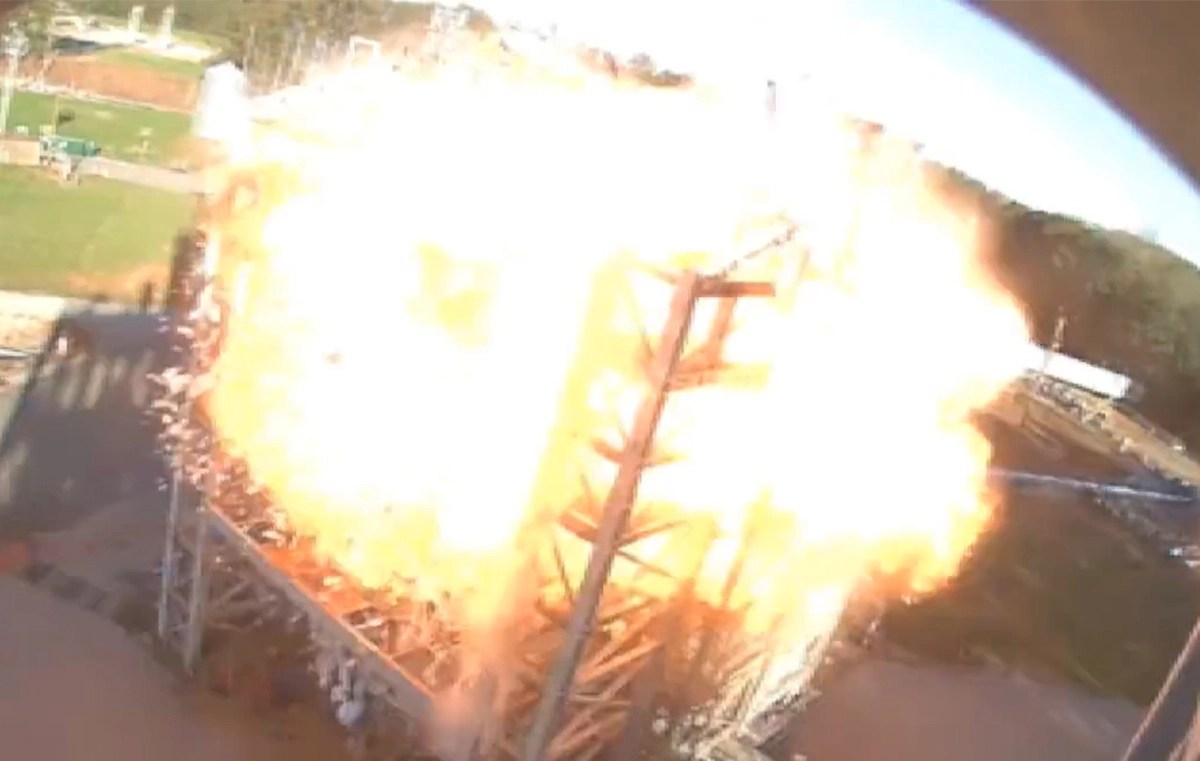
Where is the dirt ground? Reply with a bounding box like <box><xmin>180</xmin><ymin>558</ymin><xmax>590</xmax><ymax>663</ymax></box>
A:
<box><xmin>22</xmin><ymin>57</ymin><xmax>199</xmax><ymax>112</ymax></box>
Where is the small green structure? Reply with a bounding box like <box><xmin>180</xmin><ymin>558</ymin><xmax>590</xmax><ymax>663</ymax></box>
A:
<box><xmin>39</xmin><ymin>134</ymin><xmax>101</xmax><ymax>162</ymax></box>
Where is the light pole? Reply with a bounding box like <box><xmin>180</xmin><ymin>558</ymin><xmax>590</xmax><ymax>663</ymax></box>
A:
<box><xmin>0</xmin><ymin>23</ymin><xmax>28</xmax><ymax>136</ymax></box>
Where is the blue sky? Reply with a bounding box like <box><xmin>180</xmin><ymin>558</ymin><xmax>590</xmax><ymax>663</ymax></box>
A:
<box><xmin>468</xmin><ymin>0</ymin><xmax>1200</xmax><ymax>263</ymax></box>
<box><xmin>819</xmin><ymin>0</ymin><xmax>1200</xmax><ymax>260</ymax></box>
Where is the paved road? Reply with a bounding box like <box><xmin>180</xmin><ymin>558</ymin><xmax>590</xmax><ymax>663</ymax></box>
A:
<box><xmin>0</xmin><ymin>575</ymin><xmax>349</xmax><ymax>761</ymax></box>
<box><xmin>79</xmin><ymin>157</ymin><xmax>205</xmax><ymax>194</ymax></box>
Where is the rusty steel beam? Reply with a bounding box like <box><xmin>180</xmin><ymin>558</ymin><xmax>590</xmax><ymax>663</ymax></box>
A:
<box><xmin>205</xmin><ymin>508</ymin><xmax>436</xmax><ymax>725</ymax></box>
<box><xmin>697</xmin><ymin>278</ymin><xmax>775</xmax><ymax>299</ymax></box>
<box><xmin>521</xmin><ymin>272</ymin><xmax>703</xmax><ymax>761</ymax></box>
<box><xmin>640</xmin><ymin>265</ymin><xmax>774</xmax><ymax>299</ymax></box>
<box><xmin>702</xmin><ymin>297</ymin><xmax>738</xmax><ymax>361</ymax></box>
<box><xmin>182</xmin><ymin>497</ymin><xmax>211</xmax><ymax>672</ymax></box>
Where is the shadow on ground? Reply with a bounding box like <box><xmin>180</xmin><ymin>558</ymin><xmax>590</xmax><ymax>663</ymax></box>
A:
<box><xmin>0</xmin><ymin>310</ymin><xmax>177</xmax><ymax>538</ymax></box>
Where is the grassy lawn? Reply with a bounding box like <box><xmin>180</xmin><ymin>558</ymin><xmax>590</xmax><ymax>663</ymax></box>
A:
<box><xmin>7</xmin><ymin>90</ymin><xmax>192</xmax><ymax>166</ymax></box>
<box><xmin>172</xmin><ymin>27</ymin><xmax>231</xmax><ymax>53</ymax></box>
<box><xmin>93</xmin><ymin>47</ymin><xmax>210</xmax><ymax>80</ymax></box>
<box><xmin>0</xmin><ymin>166</ymin><xmax>193</xmax><ymax>300</ymax></box>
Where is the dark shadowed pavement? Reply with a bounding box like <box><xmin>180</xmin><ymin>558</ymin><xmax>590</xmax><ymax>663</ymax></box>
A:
<box><xmin>0</xmin><ymin>311</ymin><xmax>176</xmax><ymax>537</ymax></box>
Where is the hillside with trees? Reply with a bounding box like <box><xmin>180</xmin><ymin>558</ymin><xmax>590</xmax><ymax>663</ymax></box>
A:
<box><xmin>931</xmin><ymin>166</ymin><xmax>1200</xmax><ymax>449</ymax></box>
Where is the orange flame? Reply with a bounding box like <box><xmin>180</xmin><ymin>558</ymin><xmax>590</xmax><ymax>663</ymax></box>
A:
<box><xmin>198</xmin><ymin>39</ymin><xmax>1030</xmax><ymax>704</ymax></box>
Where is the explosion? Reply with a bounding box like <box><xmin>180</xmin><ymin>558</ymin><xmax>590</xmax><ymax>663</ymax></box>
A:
<box><xmin>178</xmin><ymin>33</ymin><xmax>1031</xmax><ymax>757</ymax></box>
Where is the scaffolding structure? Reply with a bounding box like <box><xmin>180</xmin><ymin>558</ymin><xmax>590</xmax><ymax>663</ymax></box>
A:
<box><xmin>154</xmin><ymin>226</ymin><xmax>826</xmax><ymax>761</ymax></box>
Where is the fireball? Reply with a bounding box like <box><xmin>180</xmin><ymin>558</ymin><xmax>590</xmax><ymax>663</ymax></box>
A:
<box><xmin>182</xmin><ymin>31</ymin><xmax>1031</xmax><ymax>752</ymax></box>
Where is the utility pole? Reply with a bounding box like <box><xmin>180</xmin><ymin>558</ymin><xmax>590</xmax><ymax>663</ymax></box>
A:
<box><xmin>0</xmin><ymin>24</ymin><xmax>28</xmax><ymax>136</ymax></box>
<box><xmin>270</xmin><ymin>31</ymin><xmax>288</xmax><ymax>93</ymax></box>
<box><xmin>243</xmin><ymin>25</ymin><xmax>255</xmax><ymax>74</ymax></box>
<box><xmin>289</xmin><ymin>26</ymin><xmax>306</xmax><ymax>84</ymax></box>
<box><xmin>310</xmin><ymin>36</ymin><xmax>327</xmax><ymax>70</ymax></box>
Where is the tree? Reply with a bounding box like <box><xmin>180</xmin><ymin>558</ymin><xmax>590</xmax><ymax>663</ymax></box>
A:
<box><xmin>16</xmin><ymin>0</ymin><xmax>51</xmax><ymax>57</ymax></box>
<box><xmin>19</xmin><ymin>0</ymin><xmax>55</xmax><ymax>85</ymax></box>
<box><xmin>0</xmin><ymin>2</ymin><xmax>30</xmax><ymax>23</ymax></box>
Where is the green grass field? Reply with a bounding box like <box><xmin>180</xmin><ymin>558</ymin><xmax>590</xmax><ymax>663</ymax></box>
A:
<box><xmin>0</xmin><ymin>166</ymin><xmax>193</xmax><ymax>300</ymax></box>
<box><xmin>171</xmin><ymin>27</ymin><xmax>231</xmax><ymax>54</ymax></box>
<box><xmin>94</xmin><ymin>47</ymin><xmax>210</xmax><ymax>80</ymax></box>
<box><xmin>7</xmin><ymin>90</ymin><xmax>192</xmax><ymax>165</ymax></box>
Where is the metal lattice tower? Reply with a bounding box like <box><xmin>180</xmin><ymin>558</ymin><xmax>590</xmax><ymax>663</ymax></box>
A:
<box><xmin>156</xmin><ymin>468</ymin><xmax>208</xmax><ymax>672</ymax></box>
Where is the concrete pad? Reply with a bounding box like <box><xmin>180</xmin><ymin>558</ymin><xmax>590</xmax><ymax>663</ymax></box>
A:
<box><xmin>783</xmin><ymin>657</ymin><xmax>1142</xmax><ymax>761</ymax></box>
<box><xmin>29</xmin><ymin>493</ymin><xmax>167</xmax><ymax>598</ymax></box>
<box><xmin>0</xmin><ymin>578</ymin><xmax>349</xmax><ymax>761</ymax></box>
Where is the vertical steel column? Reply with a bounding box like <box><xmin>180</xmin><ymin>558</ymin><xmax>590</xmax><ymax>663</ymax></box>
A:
<box><xmin>157</xmin><ymin>284</ymin><xmax>201</xmax><ymax>647</ymax></box>
<box><xmin>156</xmin><ymin>468</ymin><xmax>184</xmax><ymax>639</ymax></box>
<box><xmin>180</xmin><ymin>319</ymin><xmax>223</xmax><ymax>674</ymax></box>
<box><xmin>181</xmin><ymin>464</ymin><xmax>216</xmax><ymax>673</ymax></box>
<box><xmin>521</xmin><ymin>272</ymin><xmax>702</xmax><ymax>761</ymax></box>
<box><xmin>1182</xmin><ymin>699</ymin><xmax>1200</xmax><ymax>761</ymax></box>
<box><xmin>160</xmin><ymin>228</ymin><xmax>222</xmax><ymax>673</ymax></box>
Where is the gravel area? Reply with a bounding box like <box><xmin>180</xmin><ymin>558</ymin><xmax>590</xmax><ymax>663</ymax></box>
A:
<box><xmin>0</xmin><ymin>313</ymin><xmax>52</xmax><ymax>392</ymax></box>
